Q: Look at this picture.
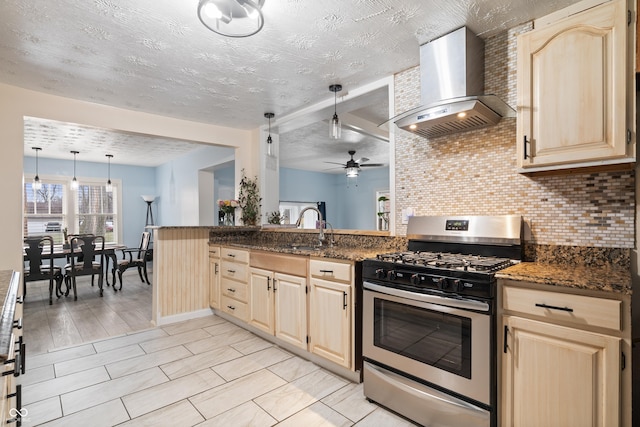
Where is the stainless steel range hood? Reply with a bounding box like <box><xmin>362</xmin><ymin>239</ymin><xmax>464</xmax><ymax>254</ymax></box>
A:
<box><xmin>390</xmin><ymin>27</ymin><xmax>514</xmax><ymax>139</ymax></box>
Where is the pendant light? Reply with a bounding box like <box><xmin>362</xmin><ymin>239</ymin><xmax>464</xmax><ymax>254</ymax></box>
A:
<box><xmin>32</xmin><ymin>147</ymin><xmax>42</xmax><ymax>190</ymax></box>
<box><xmin>329</xmin><ymin>84</ymin><xmax>342</xmax><ymax>139</ymax></box>
<box><xmin>70</xmin><ymin>150</ymin><xmax>79</xmax><ymax>190</ymax></box>
<box><xmin>105</xmin><ymin>154</ymin><xmax>113</xmax><ymax>193</ymax></box>
<box><xmin>264</xmin><ymin>112</ymin><xmax>275</xmax><ymax>157</ymax></box>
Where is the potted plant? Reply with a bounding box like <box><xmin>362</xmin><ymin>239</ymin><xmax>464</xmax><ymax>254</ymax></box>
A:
<box><xmin>267</xmin><ymin>211</ymin><xmax>283</xmax><ymax>225</ymax></box>
<box><xmin>238</xmin><ymin>169</ymin><xmax>261</xmax><ymax>226</ymax></box>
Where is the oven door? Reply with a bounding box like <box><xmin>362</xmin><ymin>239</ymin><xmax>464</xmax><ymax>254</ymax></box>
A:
<box><xmin>363</xmin><ymin>281</ymin><xmax>492</xmax><ymax>406</ymax></box>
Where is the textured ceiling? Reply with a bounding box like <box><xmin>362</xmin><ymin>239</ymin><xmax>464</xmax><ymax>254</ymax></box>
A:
<box><xmin>2</xmin><ymin>0</ymin><xmax>581</xmax><ymax>169</ymax></box>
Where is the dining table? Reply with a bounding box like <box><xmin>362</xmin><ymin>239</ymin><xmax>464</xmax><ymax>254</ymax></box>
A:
<box><xmin>23</xmin><ymin>242</ymin><xmax>128</xmax><ymax>288</ymax></box>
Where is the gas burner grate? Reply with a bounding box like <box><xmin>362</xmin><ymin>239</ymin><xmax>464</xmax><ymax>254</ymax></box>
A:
<box><xmin>376</xmin><ymin>251</ymin><xmax>513</xmax><ymax>273</ymax></box>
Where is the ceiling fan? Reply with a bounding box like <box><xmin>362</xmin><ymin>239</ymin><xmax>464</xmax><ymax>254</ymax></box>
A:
<box><xmin>325</xmin><ymin>150</ymin><xmax>384</xmax><ymax>177</ymax></box>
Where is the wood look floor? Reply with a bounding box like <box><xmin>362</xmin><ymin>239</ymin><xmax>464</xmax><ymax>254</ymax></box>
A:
<box><xmin>20</xmin><ymin>266</ymin><xmax>416</xmax><ymax>426</ymax></box>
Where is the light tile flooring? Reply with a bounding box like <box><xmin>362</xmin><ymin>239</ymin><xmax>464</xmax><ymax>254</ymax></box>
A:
<box><xmin>20</xmin><ymin>269</ymin><xmax>417</xmax><ymax>426</ymax></box>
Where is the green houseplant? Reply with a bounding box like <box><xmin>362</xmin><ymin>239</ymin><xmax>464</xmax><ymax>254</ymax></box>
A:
<box><xmin>238</xmin><ymin>169</ymin><xmax>261</xmax><ymax>226</ymax></box>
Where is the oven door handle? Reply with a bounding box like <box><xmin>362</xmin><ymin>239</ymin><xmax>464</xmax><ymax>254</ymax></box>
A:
<box><xmin>364</xmin><ymin>281</ymin><xmax>490</xmax><ymax>312</ymax></box>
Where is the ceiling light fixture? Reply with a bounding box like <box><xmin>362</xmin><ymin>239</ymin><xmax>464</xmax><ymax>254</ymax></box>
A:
<box><xmin>32</xmin><ymin>147</ymin><xmax>42</xmax><ymax>191</ymax></box>
<box><xmin>197</xmin><ymin>0</ymin><xmax>265</xmax><ymax>38</ymax></box>
<box><xmin>264</xmin><ymin>112</ymin><xmax>275</xmax><ymax>157</ymax></box>
<box><xmin>345</xmin><ymin>151</ymin><xmax>360</xmax><ymax>177</ymax></box>
<box><xmin>70</xmin><ymin>150</ymin><xmax>79</xmax><ymax>190</ymax></box>
<box><xmin>329</xmin><ymin>84</ymin><xmax>342</xmax><ymax>139</ymax></box>
<box><xmin>105</xmin><ymin>154</ymin><xmax>113</xmax><ymax>193</ymax></box>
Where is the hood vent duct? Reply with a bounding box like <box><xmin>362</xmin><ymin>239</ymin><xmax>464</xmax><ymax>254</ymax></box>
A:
<box><xmin>388</xmin><ymin>27</ymin><xmax>514</xmax><ymax>138</ymax></box>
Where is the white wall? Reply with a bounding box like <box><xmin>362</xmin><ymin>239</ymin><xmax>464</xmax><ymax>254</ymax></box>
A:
<box><xmin>155</xmin><ymin>145</ymin><xmax>234</xmax><ymax>226</ymax></box>
<box><xmin>0</xmin><ymin>83</ymin><xmax>256</xmax><ymax>271</ymax></box>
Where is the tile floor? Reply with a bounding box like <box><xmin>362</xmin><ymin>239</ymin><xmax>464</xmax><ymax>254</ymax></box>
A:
<box><xmin>20</xmin><ymin>274</ymin><xmax>418</xmax><ymax>426</ymax></box>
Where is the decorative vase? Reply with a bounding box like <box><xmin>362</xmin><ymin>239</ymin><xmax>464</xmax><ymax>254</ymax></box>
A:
<box><xmin>224</xmin><ymin>212</ymin><xmax>234</xmax><ymax>226</ymax></box>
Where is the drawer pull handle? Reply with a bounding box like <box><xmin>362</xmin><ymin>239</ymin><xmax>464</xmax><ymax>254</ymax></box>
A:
<box><xmin>6</xmin><ymin>384</ymin><xmax>23</xmax><ymax>425</ymax></box>
<box><xmin>342</xmin><ymin>291</ymin><xmax>347</xmax><ymax>310</ymax></box>
<box><xmin>503</xmin><ymin>325</ymin><xmax>509</xmax><ymax>354</ymax></box>
<box><xmin>273</xmin><ymin>279</ymin><xmax>277</xmax><ymax>292</ymax></box>
<box><xmin>13</xmin><ymin>319</ymin><xmax>22</xmax><ymax>330</ymax></box>
<box><xmin>214</xmin><ymin>263</ymin><xmax>219</xmax><ymax>274</ymax></box>
<box><xmin>3</xmin><ymin>337</ymin><xmax>25</xmax><ymax>378</ymax></box>
<box><xmin>227</xmin><ymin>305</ymin><xmax>235</xmax><ymax>310</ymax></box>
<box><xmin>227</xmin><ymin>288</ymin><xmax>236</xmax><ymax>293</ymax></box>
<box><xmin>227</xmin><ymin>269</ymin><xmax>236</xmax><ymax>274</ymax></box>
<box><xmin>535</xmin><ymin>303</ymin><xmax>573</xmax><ymax>313</ymax></box>
<box><xmin>267</xmin><ymin>277</ymin><xmax>271</xmax><ymax>291</ymax></box>
<box><xmin>320</xmin><ymin>269</ymin><xmax>334</xmax><ymax>274</ymax></box>
<box><xmin>523</xmin><ymin>135</ymin><xmax>529</xmax><ymax>159</ymax></box>
<box><xmin>228</xmin><ymin>254</ymin><xmax>236</xmax><ymax>258</ymax></box>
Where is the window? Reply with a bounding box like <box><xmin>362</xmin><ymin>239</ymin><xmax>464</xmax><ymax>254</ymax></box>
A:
<box><xmin>76</xmin><ymin>184</ymin><xmax>118</xmax><ymax>243</ymax></box>
<box><xmin>24</xmin><ymin>176</ymin><xmax>121</xmax><ymax>244</ymax></box>
<box><xmin>24</xmin><ymin>181</ymin><xmax>66</xmax><ymax>243</ymax></box>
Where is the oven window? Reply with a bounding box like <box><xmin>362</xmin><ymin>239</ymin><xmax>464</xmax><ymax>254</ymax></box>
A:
<box><xmin>373</xmin><ymin>298</ymin><xmax>472</xmax><ymax>379</ymax></box>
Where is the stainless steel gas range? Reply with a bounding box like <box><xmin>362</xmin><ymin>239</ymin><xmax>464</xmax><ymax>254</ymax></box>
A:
<box><xmin>362</xmin><ymin>215</ymin><xmax>522</xmax><ymax>427</ymax></box>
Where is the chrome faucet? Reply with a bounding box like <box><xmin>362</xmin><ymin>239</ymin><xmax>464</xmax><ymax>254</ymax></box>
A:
<box><xmin>295</xmin><ymin>206</ymin><xmax>325</xmax><ymax>246</ymax></box>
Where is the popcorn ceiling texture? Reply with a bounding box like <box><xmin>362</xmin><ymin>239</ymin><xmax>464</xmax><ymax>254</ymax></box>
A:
<box><xmin>393</xmin><ymin>24</ymin><xmax>635</xmax><ymax>248</ymax></box>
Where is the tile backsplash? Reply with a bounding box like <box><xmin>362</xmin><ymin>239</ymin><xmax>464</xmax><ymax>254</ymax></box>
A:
<box><xmin>393</xmin><ymin>24</ymin><xmax>635</xmax><ymax>248</ymax></box>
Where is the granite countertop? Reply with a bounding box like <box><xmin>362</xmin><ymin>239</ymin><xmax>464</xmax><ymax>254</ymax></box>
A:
<box><xmin>497</xmin><ymin>262</ymin><xmax>632</xmax><ymax>295</ymax></box>
<box><xmin>222</xmin><ymin>243</ymin><xmax>381</xmax><ymax>262</ymax></box>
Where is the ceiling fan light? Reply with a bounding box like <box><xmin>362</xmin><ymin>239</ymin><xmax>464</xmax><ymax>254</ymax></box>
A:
<box><xmin>346</xmin><ymin>166</ymin><xmax>359</xmax><ymax>177</ymax></box>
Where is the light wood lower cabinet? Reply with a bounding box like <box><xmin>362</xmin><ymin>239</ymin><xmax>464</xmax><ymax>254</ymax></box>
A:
<box><xmin>309</xmin><ymin>274</ymin><xmax>352</xmax><ymax>368</ymax></box>
<box><xmin>249</xmin><ymin>267</ymin><xmax>307</xmax><ymax>350</ymax></box>
<box><xmin>500</xmin><ymin>281</ymin><xmax>625</xmax><ymax>427</ymax></box>
<box><xmin>208</xmin><ymin>245</ymin><xmax>220</xmax><ymax>309</ymax></box>
<box><xmin>219</xmin><ymin>248</ymin><xmax>249</xmax><ymax>322</ymax></box>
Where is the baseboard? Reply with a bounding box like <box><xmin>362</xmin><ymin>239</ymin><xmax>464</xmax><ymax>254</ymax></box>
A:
<box><xmin>155</xmin><ymin>308</ymin><xmax>214</xmax><ymax>326</ymax></box>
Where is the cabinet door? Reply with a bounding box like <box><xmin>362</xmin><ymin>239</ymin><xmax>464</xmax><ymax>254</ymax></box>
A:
<box><xmin>249</xmin><ymin>267</ymin><xmax>274</xmax><ymax>335</ymax></box>
<box><xmin>274</xmin><ymin>273</ymin><xmax>307</xmax><ymax>350</ymax></box>
<box><xmin>502</xmin><ymin>315</ymin><xmax>620</xmax><ymax>427</ymax></box>
<box><xmin>208</xmin><ymin>255</ymin><xmax>220</xmax><ymax>309</ymax></box>
<box><xmin>517</xmin><ymin>0</ymin><xmax>630</xmax><ymax>170</ymax></box>
<box><xmin>309</xmin><ymin>278</ymin><xmax>351</xmax><ymax>368</ymax></box>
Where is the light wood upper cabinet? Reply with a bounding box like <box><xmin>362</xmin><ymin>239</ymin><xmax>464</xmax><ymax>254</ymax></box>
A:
<box><xmin>517</xmin><ymin>0</ymin><xmax>634</xmax><ymax>172</ymax></box>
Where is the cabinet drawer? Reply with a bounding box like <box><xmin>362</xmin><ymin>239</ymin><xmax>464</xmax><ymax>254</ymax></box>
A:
<box><xmin>502</xmin><ymin>286</ymin><xmax>621</xmax><ymax>331</ymax></box>
<box><xmin>310</xmin><ymin>259</ymin><xmax>351</xmax><ymax>283</ymax></box>
<box><xmin>220</xmin><ymin>295</ymin><xmax>249</xmax><ymax>322</ymax></box>
<box><xmin>221</xmin><ymin>247</ymin><xmax>249</xmax><ymax>263</ymax></box>
<box><xmin>221</xmin><ymin>278</ymin><xmax>249</xmax><ymax>303</ymax></box>
<box><xmin>209</xmin><ymin>245</ymin><xmax>220</xmax><ymax>258</ymax></box>
<box><xmin>221</xmin><ymin>260</ymin><xmax>248</xmax><ymax>282</ymax></box>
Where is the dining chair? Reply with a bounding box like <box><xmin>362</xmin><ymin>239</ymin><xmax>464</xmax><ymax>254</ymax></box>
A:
<box><xmin>23</xmin><ymin>236</ymin><xmax>64</xmax><ymax>305</ymax></box>
<box><xmin>114</xmin><ymin>231</ymin><xmax>151</xmax><ymax>291</ymax></box>
<box><xmin>64</xmin><ymin>235</ymin><xmax>105</xmax><ymax>301</ymax></box>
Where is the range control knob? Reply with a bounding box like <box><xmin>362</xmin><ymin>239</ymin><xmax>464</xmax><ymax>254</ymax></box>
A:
<box><xmin>436</xmin><ymin>277</ymin><xmax>447</xmax><ymax>290</ymax></box>
<box><xmin>387</xmin><ymin>270</ymin><xmax>397</xmax><ymax>281</ymax></box>
<box><xmin>410</xmin><ymin>274</ymin><xmax>421</xmax><ymax>285</ymax></box>
<box><xmin>375</xmin><ymin>269</ymin><xmax>386</xmax><ymax>279</ymax></box>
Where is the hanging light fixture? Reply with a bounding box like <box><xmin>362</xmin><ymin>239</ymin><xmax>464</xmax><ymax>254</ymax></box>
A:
<box><xmin>197</xmin><ymin>0</ymin><xmax>265</xmax><ymax>38</ymax></box>
<box><xmin>32</xmin><ymin>147</ymin><xmax>42</xmax><ymax>190</ymax></box>
<box><xmin>105</xmin><ymin>154</ymin><xmax>113</xmax><ymax>193</ymax></box>
<box><xmin>70</xmin><ymin>150</ymin><xmax>79</xmax><ymax>190</ymax></box>
<box><xmin>345</xmin><ymin>150</ymin><xmax>360</xmax><ymax>177</ymax></box>
<box><xmin>264</xmin><ymin>112</ymin><xmax>275</xmax><ymax>157</ymax></box>
<box><xmin>329</xmin><ymin>84</ymin><xmax>342</xmax><ymax>139</ymax></box>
